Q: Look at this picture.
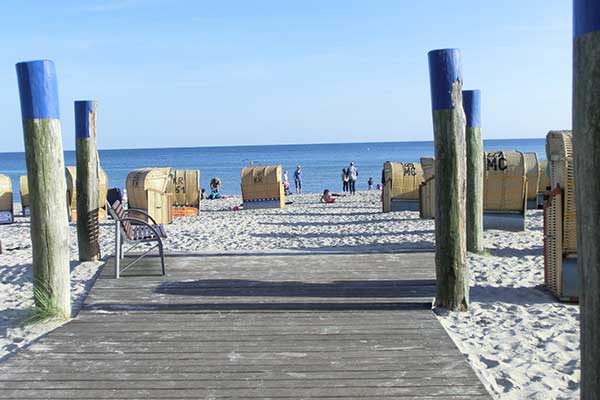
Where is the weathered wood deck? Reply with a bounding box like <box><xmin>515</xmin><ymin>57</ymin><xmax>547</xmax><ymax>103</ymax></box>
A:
<box><xmin>0</xmin><ymin>252</ymin><xmax>490</xmax><ymax>399</ymax></box>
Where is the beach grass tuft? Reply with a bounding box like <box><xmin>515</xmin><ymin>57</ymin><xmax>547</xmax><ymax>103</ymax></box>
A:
<box><xmin>25</xmin><ymin>281</ymin><xmax>69</xmax><ymax>325</ymax></box>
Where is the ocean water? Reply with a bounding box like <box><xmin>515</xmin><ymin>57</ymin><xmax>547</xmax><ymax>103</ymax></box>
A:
<box><xmin>0</xmin><ymin>139</ymin><xmax>545</xmax><ymax>202</ymax></box>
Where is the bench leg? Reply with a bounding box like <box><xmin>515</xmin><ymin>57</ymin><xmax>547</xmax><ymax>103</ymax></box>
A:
<box><xmin>114</xmin><ymin>221</ymin><xmax>121</xmax><ymax>279</ymax></box>
<box><xmin>159</xmin><ymin>240</ymin><xmax>166</xmax><ymax>275</ymax></box>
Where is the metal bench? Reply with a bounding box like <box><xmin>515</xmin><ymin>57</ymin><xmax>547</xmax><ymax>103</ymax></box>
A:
<box><xmin>107</xmin><ymin>200</ymin><xmax>166</xmax><ymax>278</ymax></box>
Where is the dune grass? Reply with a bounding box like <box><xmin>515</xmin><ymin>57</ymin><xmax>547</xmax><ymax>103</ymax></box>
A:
<box><xmin>25</xmin><ymin>281</ymin><xmax>69</xmax><ymax>325</ymax></box>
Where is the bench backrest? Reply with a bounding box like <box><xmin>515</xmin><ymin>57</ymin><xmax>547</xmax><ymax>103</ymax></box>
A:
<box><xmin>109</xmin><ymin>200</ymin><xmax>133</xmax><ymax>241</ymax></box>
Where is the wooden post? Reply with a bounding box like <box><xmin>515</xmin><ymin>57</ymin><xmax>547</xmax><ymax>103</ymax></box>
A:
<box><xmin>16</xmin><ymin>60</ymin><xmax>71</xmax><ymax>318</ymax></box>
<box><xmin>573</xmin><ymin>1</ymin><xmax>600</xmax><ymax>397</ymax></box>
<box><xmin>463</xmin><ymin>90</ymin><xmax>484</xmax><ymax>254</ymax></box>
<box><xmin>427</xmin><ymin>49</ymin><xmax>468</xmax><ymax>311</ymax></box>
<box><xmin>75</xmin><ymin>100</ymin><xmax>101</xmax><ymax>261</ymax></box>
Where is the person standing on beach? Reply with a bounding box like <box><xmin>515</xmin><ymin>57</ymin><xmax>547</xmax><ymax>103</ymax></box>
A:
<box><xmin>282</xmin><ymin>170</ymin><xmax>290</xmax><ymax>195</ymax></box>
<box><xmin>294</xmin><ymin>165</ymin><xmax>303</xmax><ymax>194</ymax></box>
<box><xmin>347</xmin><ymin>161</ymin><xmax>358</xmax><ymax>195</ymax></box>
<box><xmin>368</xmin><ymin>177</ymin><xmax>373</xmax><ymax>190</ymax></box>
<box><xmin>342</xmin><ymin>168</ymin><xmax>349</xmax><ymax>192</ymax></box>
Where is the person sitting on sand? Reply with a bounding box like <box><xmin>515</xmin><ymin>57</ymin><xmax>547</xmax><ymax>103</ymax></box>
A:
<box><xmin>210</xmin><ymin>177</ymin><xmax>221</xmax><ymax>192</ymax></box>
<box><xmin>208</xmin><ymin>178</ymin><xmax>223</xmax><ymax>200</ymax></box>
<box><xmin>320</xmin><ymin>189</ymin><xmax>337</xmax><ymax>204</ymax></box>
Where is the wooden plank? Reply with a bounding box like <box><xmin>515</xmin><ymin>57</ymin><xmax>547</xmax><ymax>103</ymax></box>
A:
<box><xmin>0</xmin><ymin>369</ymin><xmax>478</xmax><ymax>381</ymax></box>
<box><xmin>0</xmin><ymin>358</ymin><xmax>476</xmax><ymax>373</ymax></box>
<box><xmin>0</xmin><ymin>386</ymin><xmax>490</xmax><ymax>399</ymax></box>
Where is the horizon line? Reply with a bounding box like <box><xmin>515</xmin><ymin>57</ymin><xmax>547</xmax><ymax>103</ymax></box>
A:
<box><xmin>0</xmin><ymin>136</ymin><xmax>546</xmax><ymax>155</ymax></box>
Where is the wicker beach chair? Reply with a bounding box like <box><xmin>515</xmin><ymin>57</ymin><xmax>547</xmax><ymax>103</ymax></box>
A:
<box><xmin>107</xmin><ymin>200</ymin><xmax>167</xmax><ymax>278</ymax></box>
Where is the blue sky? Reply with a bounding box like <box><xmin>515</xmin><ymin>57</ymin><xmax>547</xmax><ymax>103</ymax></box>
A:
<box><xmin>0</xmin><ymin>0</ymin><xmax>571</xmax><ymax>152</ymax></box>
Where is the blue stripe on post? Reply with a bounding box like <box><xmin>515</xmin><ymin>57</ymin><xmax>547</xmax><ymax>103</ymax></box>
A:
<box><xmin>463</xmin><ymin>90</ymin><xmax>481</xmax><ymax>128</ymax></box>
<box><xmin>428</xmin><ymin>49</ymin><xmax>462</xmax><ymax>111</ymax></box>
<box><xmin>75</xmin><ymin>101</ymin><xmax>95</xmax><ymax>139</ymax></box>
<box><xmin>15</xmin><ymin>60</ymin><xmax>60</xmax><ymax>120</ymax></box>
<box><xmin>574</xmin><ymin>0</ymin><xmax>600</xmax><ymax>38</ymax></box>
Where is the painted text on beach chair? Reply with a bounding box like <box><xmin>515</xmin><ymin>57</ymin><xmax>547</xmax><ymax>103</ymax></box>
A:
<box><xmin>382</xmin><ymin>161</ymin><xmax>424</xmax><ymax>212</ymax></box>
<box><xmin>107</xmin><ymin>200</ymin><xmax>166</xmax><ymax>278</ymax></box>
<box><xmin>483</xmin><ymin>150</ymin><xmax>527</xmax><ymax>231</ymax></box>
<box><xmin>167</xmin><ymin>169</ymin><xmax>200</xmax><ymax>216</ymax></box>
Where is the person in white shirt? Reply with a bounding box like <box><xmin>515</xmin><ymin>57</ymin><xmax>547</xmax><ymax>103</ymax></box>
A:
<box><xmin>347</xmin><ymin>161</ymin><xmax>358</xmax><ymax>195</ymax></box>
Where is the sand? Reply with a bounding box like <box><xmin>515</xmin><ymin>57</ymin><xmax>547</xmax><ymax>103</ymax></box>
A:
<box><xmin>0</xmin><ymin>191</ymin><xmax>580</xmax><ymax>399</ymax></box>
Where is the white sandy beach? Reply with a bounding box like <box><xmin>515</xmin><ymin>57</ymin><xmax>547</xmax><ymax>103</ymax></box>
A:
<box><xmin>0</xmin><ymin>191</ymin><xmax>579</xmax><ymax>399</ymax></box>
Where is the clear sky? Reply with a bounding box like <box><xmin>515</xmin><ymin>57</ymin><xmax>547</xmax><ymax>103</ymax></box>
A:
<box><xmin>0</xmin><ymin>0</ymin><xmax>571</xmax><ymax>152</ymax></box>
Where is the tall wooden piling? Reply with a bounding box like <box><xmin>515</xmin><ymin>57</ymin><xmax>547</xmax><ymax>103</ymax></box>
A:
<box><xmin>463</xmin><ymin>90</ymin><xmax>484</xmax><ymax>254</ymax></box>
<box><xmin>573</xmin><ymin>1</ymin><xmax>600</xmax><ymax>397</ymax></box>
<box><xmin>75</xmin><ymin>100</ymin><xmax>101</xmax><ymax>261</ymax></box>
<box><xmin>427</xmin><ymin>49</ymin><xmax>468</xmax><ymax>311</ymax></box>
<box><xmin>16</xmin><ymin>60</ymin><xmax>71</xmax><ymax>318</ymax></box>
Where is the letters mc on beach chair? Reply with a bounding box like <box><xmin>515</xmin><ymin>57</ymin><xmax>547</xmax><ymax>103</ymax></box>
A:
<box><xmin>107</xmin><ymin>200</ymin><xmax>167</xmax><ymax>278</ymax></box>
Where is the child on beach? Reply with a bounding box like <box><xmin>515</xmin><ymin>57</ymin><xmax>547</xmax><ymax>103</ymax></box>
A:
<box><xmin>368</xmin><ymin>177</ymin><xmax>373</xmax><ymax>190</ymax></box>
<box><xmin>342</xmin><ymin>168</ymin><xmax>349</xmax><ymax>192</ymax></box>
<box><xmin>282</xmin><ymin>170</ymin><xmax>290</xmax><ymax>195</ymax></box>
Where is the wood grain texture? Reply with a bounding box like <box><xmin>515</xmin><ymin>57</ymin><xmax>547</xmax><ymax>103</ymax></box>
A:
<box><xmin>76</xmin><ymin>101</ymin><xmax>101</xmax><ymax>261</ymax></box>
<box><xmin>22</xmin><ymin>118</ymin><xmax>71</xmax><ymax>317</ymax></box>
<box><xmin>574</xmin><ymin>29</ymin><xmax>600</xmax><ymax>400</ymax></box>
<box><xmin>0</xmin><ymin>253</ymin><xmax>489</xmax><ymax>399</ymax></box>
<box><xmin>466</xmin><ymin>127</ymin><xmax>484</xmax><ymax>253</ymax></box>
<box><xmin>432</xmin><ymin>83</ymin><xmax>469</xmax><ymax>311</ymax></box>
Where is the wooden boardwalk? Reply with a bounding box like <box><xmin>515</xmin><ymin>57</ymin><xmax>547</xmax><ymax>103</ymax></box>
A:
<box><xmin>0</xmin><ymin>252</ymin><xmax>490</xmax><ymax>399</ymax></box>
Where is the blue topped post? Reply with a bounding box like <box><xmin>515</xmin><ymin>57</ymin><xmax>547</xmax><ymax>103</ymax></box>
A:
<box><xmin>75</xmin><ymin>100</ymin><xmax>101</xmax><ymax>262</ymax></box>
<box><xmin>427</xmin><ymin>49</ymin><xmax>468</xmax><ymax>311</ymax></box>
<box><xmin>573</xmin><ymin>1</ymin><xmax>600</xmax><ymax>396</ymax></box>
<box><xmin>463</xmin><ymin>90</ymin><xmax>484</xmax><ymax>254</ymax></box>
<box><xmin>16</xmin><ymin>60</ymin><xmax>71</xmax><ymax>318</ymax></box>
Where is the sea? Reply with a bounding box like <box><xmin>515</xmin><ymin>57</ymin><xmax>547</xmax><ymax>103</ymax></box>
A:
<box><xmin>0</xmin><ymin>138</ymin><xmax>545</xmax><ymax>202</ymax></box>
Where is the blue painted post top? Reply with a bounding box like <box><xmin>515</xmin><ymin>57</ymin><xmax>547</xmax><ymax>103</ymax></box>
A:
<box><xmin>574</xmin><ymin>0</ymin><xmax>600</xmax><ymax>38</ymax></box>
<box><xmin>428</xmin><ymin>49</ymin><xmax>462</xmax><ymax>111</ymax></box>
<box><xmin>463</xmin><ymin>90</ymin><xmax>481</xmax><ymax>129</ymax></box>
<box><xmin>16</xmin><ymin>60</ymin><xmax>60</xmax><ymax>120</ymax></box>
<box><xmin>75</xmin><ymin>101</ymin><xmax>96</xmax><ymax>139</ymax></box>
